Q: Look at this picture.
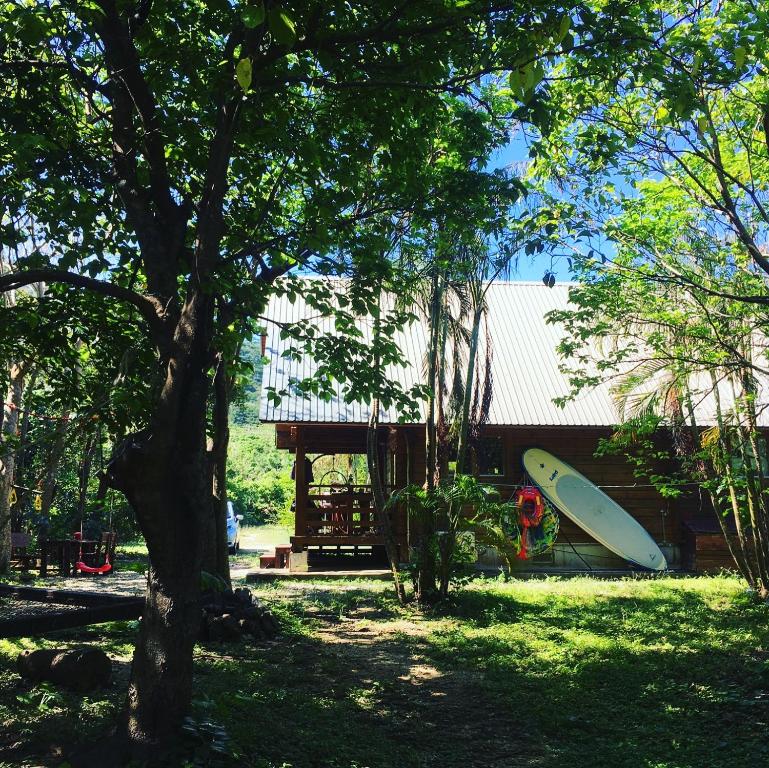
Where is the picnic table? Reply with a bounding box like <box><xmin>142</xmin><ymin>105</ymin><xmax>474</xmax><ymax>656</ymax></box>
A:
<box><xmin>39</xmin><ymin>538</ymin><xmax>98</xmax><ymax>576</ymax></box>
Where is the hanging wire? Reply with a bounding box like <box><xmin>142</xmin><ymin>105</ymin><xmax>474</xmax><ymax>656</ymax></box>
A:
<box><xmin>555</xmin><ymin>528</ymin><xmax>594</xmax><ymax>570</ymax></box>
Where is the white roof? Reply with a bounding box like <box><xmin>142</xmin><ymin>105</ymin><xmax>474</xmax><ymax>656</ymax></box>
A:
<box><xmin>258</xmin><ymin>280</ymin><xmax>769</xmax><ymax>427</ymax></box>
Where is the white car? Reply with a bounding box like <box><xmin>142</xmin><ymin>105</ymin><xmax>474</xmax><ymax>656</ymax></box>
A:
<box><xmin>227</xmin><ymin>501</ymin><xmax>244</xmax><ymax>553</ymax></box>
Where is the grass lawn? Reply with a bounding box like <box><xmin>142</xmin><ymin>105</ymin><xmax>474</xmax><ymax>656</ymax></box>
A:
<box><xmin>111</xmin><ymin>524</ymin><xmax>292</xmax><ymax>574</ymax></box>
<box><xmin>0</xmin><ymin>575</ymin><xmax>767</xmax><ymax>767</ymax></box>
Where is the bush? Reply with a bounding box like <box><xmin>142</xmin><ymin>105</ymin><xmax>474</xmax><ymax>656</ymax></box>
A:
<box><xmin>227</xmin><ymin>424</ymin><xmax>294</xmax><ymax>525</ymax></box>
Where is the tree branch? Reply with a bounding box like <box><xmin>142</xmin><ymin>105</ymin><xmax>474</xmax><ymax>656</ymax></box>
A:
<box><xmin>0</xmin><ymin>269</ymin><xmax>166</xmax><ymax>335</ymax></box>
<box><xmin>95</xmin><ymin>1</ymin><xmax>175</xmax><ymax>221</ymax></box>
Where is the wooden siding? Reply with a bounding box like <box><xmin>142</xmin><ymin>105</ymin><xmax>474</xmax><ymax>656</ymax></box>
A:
<box><xmin>399</xmin><ymin>425</ymin><xmax>710</xmax><ymax>547</ymax></box>
<box><xmin>277</xmin><ymin>422</ymin><xmax>722</xmax><ymax>562</ymax></box>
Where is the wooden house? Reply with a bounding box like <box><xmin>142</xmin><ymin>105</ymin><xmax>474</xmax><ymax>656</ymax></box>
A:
<box><xmin>259</xmin><ymin>281</ymin><xmax>755</xmax><ymax>572</ymax></box>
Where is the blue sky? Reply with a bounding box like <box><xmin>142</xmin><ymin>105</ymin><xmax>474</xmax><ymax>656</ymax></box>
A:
<box><xmin>489</xmin><ymin>134</ymin><xmax>554</xmax><ymax>283</ymax></box>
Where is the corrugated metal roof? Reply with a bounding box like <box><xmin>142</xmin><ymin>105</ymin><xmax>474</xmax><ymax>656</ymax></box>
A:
<box><xmin>480</xmin><ymin>282</ymin><xmax>620</xmax><ymax>426</ymax></box>
<box><xmin>258</xmin><ymin>281</ymin><xmax>428</xmax><ymax>424</ymax></box>
<box><xmin>259</xmin><ymin>280</ymin><xmax>769</xmax><ymax>427</ymax></box>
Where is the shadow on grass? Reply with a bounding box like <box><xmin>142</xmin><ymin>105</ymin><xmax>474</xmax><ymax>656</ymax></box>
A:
<box><xmin>204</xmin><ymin>579</ymin><xmax>769</xmax><ymax>768</ymax></box>
<box><xmin>1</xmin><ymin>580</ymin><xmax>768</xmax><ymax>768</ymax></box>
<box><xmin>194</xmin><ymin>629</ymin><xmax>539</xmax><ymax>768</ymax></box>
<box><xmin>0</xmin><ymin>622</ymin><xmax>136</xmax><ymax>765</ymax></box>
<box><xmin>275</xmin><ymin>584</ymin><xmax>404</xmax><ymax>623</ymax></box>
<box><xmin>423</xmin><ymin>581</ymin><xmax>769</xmax><ymax>768</ymax></box>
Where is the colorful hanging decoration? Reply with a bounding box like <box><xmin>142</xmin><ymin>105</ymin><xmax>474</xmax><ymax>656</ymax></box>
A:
<box><xmin>8</xmin><ymin>487</ymin><xmax>18</xmax><ymax>507</ymax></box>
<box><xmin>513</xmin><ymin>486</ymin><xmax>559</xmax><ymax>560</ymax></box>
<box><xmin>33</xmin><ymin>493</ymin><xmax>42</xmax><ymax>512</ymax></box>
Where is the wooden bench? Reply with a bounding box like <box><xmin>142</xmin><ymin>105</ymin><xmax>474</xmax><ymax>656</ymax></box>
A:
<box><xmin>10</xmin><ymin>532</ymin><xmax>37</xmax><ymax>570</ymax></box>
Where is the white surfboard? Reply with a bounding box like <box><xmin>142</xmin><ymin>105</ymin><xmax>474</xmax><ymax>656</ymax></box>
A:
<box><xmin>522</xmin><ymin>448</ymin><xmax>667</xmax><ymax>571</ymax></box>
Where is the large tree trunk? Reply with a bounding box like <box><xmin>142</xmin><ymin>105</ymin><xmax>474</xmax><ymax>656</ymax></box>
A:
<box><xmin>98</xmin><ymin>290</ymin><xmax>213</xmax><ymax>757</ymax></box>
<box><xmin>0</xmin><ymin>363</ymin><xmax>25</xmax><ymax>572</ymax></box>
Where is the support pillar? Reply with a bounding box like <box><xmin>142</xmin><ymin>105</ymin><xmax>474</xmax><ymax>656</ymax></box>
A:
<box><xmin>293</xmin><ymin>427</ymin><xmax>307</xmax><ymax>552</ymax></box>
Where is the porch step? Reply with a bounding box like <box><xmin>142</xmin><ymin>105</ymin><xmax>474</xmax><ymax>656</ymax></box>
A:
<box><xmin>258</xmin><ymin>545</ymin><xmax>292</xmax><ymax>570</ymax></box>
<box><xmin>275</xmin><ymin>545</ymin><xmax>291</xmax><ymax>568</ymax></box>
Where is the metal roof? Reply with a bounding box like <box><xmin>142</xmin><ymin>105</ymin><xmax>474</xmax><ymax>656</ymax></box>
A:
<box><xmin>259</xmin><ymin>280</ymin><xmax>769</xmax><ymax>427</ymax></box>
<box><xmin>258</xmin><ymin>281</ymin><xmax>427</xmax><ymax>424</ymax></box>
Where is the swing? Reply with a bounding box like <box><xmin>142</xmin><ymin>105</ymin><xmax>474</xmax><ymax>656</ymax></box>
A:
<box><xmin>74</xmin><ymin>550</ymin><xmax>113</xmax><ymax>574</ymax></box>
<box><xmin>74</xmin><ymin>526</ymin><xmax>116</xmax><ymax>575</ymax></box>
<box><xmin>74</xmin><ymin>428</ymin><xmax>116</xmax><ymax>575</ymax></box>
<box><xmin>75</xmin><ymin>534</ymin><xmax>115</xmax><ymax>574</ymax></box>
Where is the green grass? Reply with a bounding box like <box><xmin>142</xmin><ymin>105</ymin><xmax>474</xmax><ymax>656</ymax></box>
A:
<box><xmin>1</xmin><ymin>575</ymin><xmax>767</xmax><ymax>767</ymax></box>
<box><xmin>421</xmin><ymin>576</ymin><xmax>769</xmax><ymax>768</ymax></box>
<box><xmin>116</xmin><ymin>540</ymin><xmax>149</xmax><ymax>557</ymax></box>
<box><xmin>240</xmin><ymin>523</ymin><xmax>292</xmax><ymax>548</ymax></box>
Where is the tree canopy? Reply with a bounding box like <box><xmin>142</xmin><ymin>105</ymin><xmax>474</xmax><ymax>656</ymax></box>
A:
<box><xmin>2</xmin><ymin>0</ymin><xmax>645</xmax><ymax>754</ymax></box>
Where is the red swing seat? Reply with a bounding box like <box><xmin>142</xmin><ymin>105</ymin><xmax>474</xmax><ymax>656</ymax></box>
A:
<box><xmin>74</xmin><ymin>532</ymin><xmax>117</xmax><ymax>575</ymax></box>
<box><xmin>74</xmin><ymin>560</ymin><xmax>113</xmax><ymax>575</ymax></box>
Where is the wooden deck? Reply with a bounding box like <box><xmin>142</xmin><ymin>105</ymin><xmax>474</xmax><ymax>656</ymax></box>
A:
<box><xmin>291</xmin><ymin>483</ymin><xmax>407</xmax><ymax>554</ymax></box>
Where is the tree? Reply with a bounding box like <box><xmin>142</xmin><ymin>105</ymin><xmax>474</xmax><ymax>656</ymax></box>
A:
<box><xmin>392</xmin><ymin>168</ymin><xmax>528</xmax><ymax>600</ymax></box>
<box><xmin>529</xmin><ymin>0</ymin><xmax>769</xmax><ymax>596</ymax></box>
<box><xmin>0</xmin><ymin>258</ymin><xmax>36</xmax><ymax>571</ymax></box>
<box><xmin>547</xmin><ymin>191</ymin><xmax>769</xmax><ymax>598</ymax></box>
<box><xmin>3</xmin><ymin>0</ymin><xmax>621</xmax><ymax>755</ymax></box>
<box><xmin>537</xmin><ymin>1</ymin><xmax>769</xmax><ymax>285</ymax></box>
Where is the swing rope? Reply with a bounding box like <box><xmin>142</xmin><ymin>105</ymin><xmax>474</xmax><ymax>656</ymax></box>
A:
<box><xmin>74</xmin><ymin>423</ymin><xmax>114</xmax><ymax>575</ymax></box>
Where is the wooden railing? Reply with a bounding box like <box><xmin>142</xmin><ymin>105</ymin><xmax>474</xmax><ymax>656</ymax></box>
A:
<box><xmin>295</xmin><ymin>484</ymin><xmax>396</xmax><ymax>538</ymax></box>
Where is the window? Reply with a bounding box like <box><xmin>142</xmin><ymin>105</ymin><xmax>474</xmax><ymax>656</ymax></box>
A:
<box><xmin>475</xmin><ymin>436</ymin><xmax>504</xmax><ymax>477</ymax></box>
<box><xmin>731</xmin><ymin>438</ymin><xmax>769</xmax><ymax>479</ymax></box>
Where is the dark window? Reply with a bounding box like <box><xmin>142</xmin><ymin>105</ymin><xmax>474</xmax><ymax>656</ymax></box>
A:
<box><xmin>731</xmin><ymin>438</ymin><xmax>769</xmax><ymax>479</ymax></box>
<box><xmin>475</xmin><ymin>437</ymin><xmax>504</xmax><ymax>476</ymax></box>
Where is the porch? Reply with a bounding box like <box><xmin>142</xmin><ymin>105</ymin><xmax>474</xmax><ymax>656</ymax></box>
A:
<box><xmin>277</xmin><ymin>424</ymin><xmax>412</xmax><ymax>562</ymax></box>
<box><xmin>291</xmin><ymin>483</ymin><xmax>391</xmax><ymax>551</ymax></box>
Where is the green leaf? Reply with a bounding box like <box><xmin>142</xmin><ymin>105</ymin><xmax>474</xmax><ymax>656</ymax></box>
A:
<box><xmin>734</xmin><ymin>46</ymin><xmax>746</xmax><ymax>69</ymax></box>
<box><xmin>691</xmin><ymin>51</ymin><xmax>702</xmax><ymax>77</ymax></box>
<box><xmin>696</xmin><ymin>115</ymin><xmax>708</xmax><ymax>134</ymax></box>
<box><xmin>242</xmin><ymin>3</ymin><xmax>265</xmax><ymax>28</ymax></box>
<box><xmin>268</xmin><ymin>8</ymin><xmax>297</xmax><ymax>47</ymax></box>
<box><xmin>530</xmin><ymin>62</ymin><xmax>545</xmax><ymax>90</ymax></box>
<box><xmin>236</xmin><ymin>58</ymin><xmax>252</xmax><ymax>92</ymax></box>
<box><xmin>557</xmin><ymin>15</ymin><xmax>571</xmax><ymax>43</ymax></box>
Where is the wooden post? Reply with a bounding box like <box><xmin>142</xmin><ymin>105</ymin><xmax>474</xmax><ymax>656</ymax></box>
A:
<box><xmin>39</xmin><ymin>538</ymin><xmax>48</xmax><ymax>577</ymax></box>
<box><xmin>295</xmin><ymin>427</ymin><xmax>307</xmax><ymax>548</ymax></box>
<box><xmin>62</xmin><ymin>540</ymin><xmax>71</xmax><ymax>576</ymax></box>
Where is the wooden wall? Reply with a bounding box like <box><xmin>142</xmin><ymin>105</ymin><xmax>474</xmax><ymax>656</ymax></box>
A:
<box><xmin>398</xmin><ymin>424</ymin><xmax>711</xmax><ymax>547</ymax></box>
<box><xmin>274</xmin><ymin>421</ymin><xmax>718</xmax><ymax>553</ymax></box>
